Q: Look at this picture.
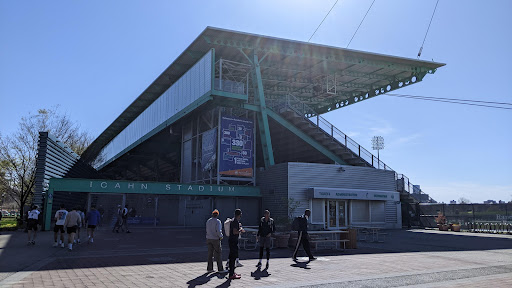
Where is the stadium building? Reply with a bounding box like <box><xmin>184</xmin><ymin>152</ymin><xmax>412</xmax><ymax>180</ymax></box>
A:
<box><xmin>34</xmin><ymin>27</ymin><xmax>444</xmax><ymax>230</ymax></box>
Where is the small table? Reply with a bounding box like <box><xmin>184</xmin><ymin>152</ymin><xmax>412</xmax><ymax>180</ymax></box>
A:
<box><xmin>308</xmin><ymin>230</ymin><xmax>349</xmax><ymax>250</ymax></box>
<box><xmin>352</xmin><ymin>226</ymin><xmax>385</xmax><ymax>242</ymax></box>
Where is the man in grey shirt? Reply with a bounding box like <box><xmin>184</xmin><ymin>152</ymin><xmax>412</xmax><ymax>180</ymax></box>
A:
<box><xmin>206</xmin><ymin>209</ymin><xmax>226</xmax><ymax>273</ymax></box>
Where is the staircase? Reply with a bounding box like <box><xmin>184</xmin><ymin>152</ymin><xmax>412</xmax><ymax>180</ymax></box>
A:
<box><xmin>267</xmin><ymin>94</ymin><xmax>393</xmax><ymax>170</ymax></box>
<box><xmin>266</xmin><ymin>94</ymin><xmax>422</xmax><ymax>204</ymax></box>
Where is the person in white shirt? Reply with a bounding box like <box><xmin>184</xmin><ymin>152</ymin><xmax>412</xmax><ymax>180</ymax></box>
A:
<box><xmin>53</xmin><ymin>204</ymin><xmax>68</xmax><ymax>248</ymax></box>
<box><xmin>27</xmin><ymin>205</ymin><xmax>40</xmax><ymax>245</ymax></box>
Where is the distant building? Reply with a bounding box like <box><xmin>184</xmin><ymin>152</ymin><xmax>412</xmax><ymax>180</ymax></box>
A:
<box><xmin>450</xmin><ymin>200</ymin><xmax>457</xmax><ymax>204</ymax></box>
<box><xmin>411</xmin><ymin>185</ymin><xmax>437</xmax><ymax>203</ymax></box>
<box><xmin>483</xmin><ymin>200</ymin><xmax>497</xmax><ymax>204</ymax></box>
<box><xmin>498</xmin><ymin>200</ymin><xmax>506</xmax><ymax>204</ymax></box>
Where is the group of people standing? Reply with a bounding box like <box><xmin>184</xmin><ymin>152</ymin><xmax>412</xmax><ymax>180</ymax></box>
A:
<box><xmin>205</xmin><ymin>208</ymin><xmax>315</xmax><ymax>280</ymax></box>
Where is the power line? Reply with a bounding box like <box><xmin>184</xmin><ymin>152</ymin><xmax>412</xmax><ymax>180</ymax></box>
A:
<box><xmin>417</xmin><ymin>0</ymin><xmax>440</xmax><ymax>58</ymax></box>
<box><xmin>386</xmin><ymin>93</ymin><xmax>512</xmax><ymax>106</ymax></box>
<box><xmin>308</xmin><ymin>0</ymin><xmax>340</xmax><ymax>42</ymax></box>
<box><xmin>383</xmin><ymin>94</ymin><xmax>512</xmax><ymax>110</ymax></box>
<box><xmin>346</xmin><ymin>0</ymin><xmax>376</xmax><ymax>48</ymax></box>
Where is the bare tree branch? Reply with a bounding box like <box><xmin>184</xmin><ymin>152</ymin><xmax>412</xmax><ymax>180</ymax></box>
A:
<box><xmin>0</xmin><ymin>106</ymin><xmax>93</xmax><ymax>214</ymax></box>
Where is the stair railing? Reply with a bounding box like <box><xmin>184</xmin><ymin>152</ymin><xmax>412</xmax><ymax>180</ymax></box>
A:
<box><xmin>266</xmin><ymin>94</ymin><xmax>420</xmax><ymax>196</ymax></box>
<box><xmin>268</xmin><ymin>94</ymin><xmax>392</xmax><ymax>171</ymax></box>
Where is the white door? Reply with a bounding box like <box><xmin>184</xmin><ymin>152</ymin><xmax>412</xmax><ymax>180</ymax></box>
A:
<box><xmin>325</xmin><ymin>200</ymin><xmax>347</xmax><ymax>229</ymax></box>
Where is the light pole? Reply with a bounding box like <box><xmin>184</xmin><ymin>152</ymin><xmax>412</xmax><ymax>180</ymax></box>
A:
<box><xmin>372</xmin><ymin>136</ymin><xmax>384</xmax><ymax>169</ymax></box>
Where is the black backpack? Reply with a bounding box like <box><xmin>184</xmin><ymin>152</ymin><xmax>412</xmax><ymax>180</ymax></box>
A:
<box><xmin>291</xmin><ymin>216</ymin><xmax>301</xmax><ymax>231</ymax></box>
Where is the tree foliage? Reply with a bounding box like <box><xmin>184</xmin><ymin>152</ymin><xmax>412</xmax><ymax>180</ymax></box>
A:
<box><xmin>0</xmin><ymin>107</ymin><xmax>92</xmax><ymax>214</ymax></box>
<box><xmin>458</xmin><ymin>197</ymin><xmax>471</xmax><ymax>204</ymax></box>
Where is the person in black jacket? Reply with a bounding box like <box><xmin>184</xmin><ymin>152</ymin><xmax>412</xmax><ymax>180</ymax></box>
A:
<box><xmin>292</xmin><ymin>209</ymin><xmax>316</xmax><ymax>261</ymax></box>
<box><xmin>256</xmin><ymin>210</ymin><xmax>275</xmax><ymax>268</ymax></box>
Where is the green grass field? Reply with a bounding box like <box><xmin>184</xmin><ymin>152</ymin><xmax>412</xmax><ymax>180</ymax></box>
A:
<box><xmin>0</xmin><ymin>217</ymin><xmax>18</xmax><ymax>229</ymax></box>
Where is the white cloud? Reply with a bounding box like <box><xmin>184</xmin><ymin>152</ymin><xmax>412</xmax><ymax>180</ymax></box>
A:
<box><xmin>389</xmin><ymin>133</ymin><xmax>422</xmax><ymax>147</ymax></box>
<box><xmin>368</xmin><ymin>121</ymin><xmax>394</xmax><ymax>136</ymax></box>
<box><xmin>422</xmin><ymin>182</ymin><xmax>512</xmax><ymax>204</ymax></box>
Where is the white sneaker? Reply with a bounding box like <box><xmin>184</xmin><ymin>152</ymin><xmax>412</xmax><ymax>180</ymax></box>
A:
<box><xmin>90</xmin><ymin>238</ymin><xmax>94</xmax><ymax>243</ymax></box>
<box><xmin>53</xmin><ymin>242</ymin><xmax>58</xmax><ymax>247</ymax></box>
<box><xmin>77</xmin><ymin>239</ymin><xmax>81</xmax><ymax>244</ymax></box>
<box><xmin>61</xmin><ymin>243</ymin><xmax>65</xmax><ymax>248</ymax></box>
<box><xmin>236</xmin><ymin>261</ymin><xmax>243</xmax><ymax>267</ymax></box>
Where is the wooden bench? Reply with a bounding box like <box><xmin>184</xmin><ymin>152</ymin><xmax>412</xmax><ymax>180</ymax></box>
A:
<box><xmin>310</xmin><ymin>239</ymin><xmax>350</xmax><ymax>250</ymax></box>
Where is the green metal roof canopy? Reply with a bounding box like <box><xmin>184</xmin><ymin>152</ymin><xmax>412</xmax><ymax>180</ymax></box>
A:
<box><xmin>82</xmin><ymin>27</ymin><xmax>444</xmax><ymax>163</ymax></box>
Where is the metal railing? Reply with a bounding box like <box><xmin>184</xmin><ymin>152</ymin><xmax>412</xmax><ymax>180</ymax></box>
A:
<box><xmin>266</xmin><ymin>94</ymin><xmax>423</xmax><ymax>196</ymax></box>
<box><xmin>268</xmin><ymin>94</ymin><xmax>393</xmax><ymax>170</ymax></box>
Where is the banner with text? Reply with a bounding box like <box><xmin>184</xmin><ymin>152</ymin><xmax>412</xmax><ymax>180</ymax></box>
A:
<box><xmin>219</xmin><ymin>116</ymin><xmax>253</xmax><ymax>177</ymax></box>
<box><xmin>201</xmin><ymin>127</ymin><xmax>217</xmax><ymax>172</ymax></box>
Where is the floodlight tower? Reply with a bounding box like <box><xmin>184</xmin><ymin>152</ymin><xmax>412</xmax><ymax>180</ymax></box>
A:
<box><xmin>372</xmin><ymin>136</ymin><xmax>384</xmax><ymax>168</ymax></box>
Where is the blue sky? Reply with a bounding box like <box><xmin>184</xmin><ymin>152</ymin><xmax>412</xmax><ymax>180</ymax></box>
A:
<box><xmin>1</xmin><ymin>0</ymin><xmax>511</xmax><ymax>203</ymax></box>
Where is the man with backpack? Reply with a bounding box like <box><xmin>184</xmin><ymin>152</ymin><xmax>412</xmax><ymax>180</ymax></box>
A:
<box><xmin>257</xmin><ymin>210</ymin><xmax>275</xmax><ymax>269</ymax></box>
<box><xmin>292</xmin><ymin>209</ymin><xmax>316</xmax><ymax>262</ymax></box>
<box><xmin>226</xmin><ymin>209</ymin><xmax>244</xmax><ymax>280</ymax></box>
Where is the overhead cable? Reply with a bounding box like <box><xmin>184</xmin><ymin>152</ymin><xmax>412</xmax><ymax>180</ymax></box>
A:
<box><xmin>417</xmin><ymin>0</ymin><xmax>440</xmax><ymax>58</ymax></box>
<box><xmin>308</xmin><ymin>0</ymin><xmax>340</xmax><ymax>42</ymax></box>
<box><xmin>382</xmin><ymin>93</ymin><xmax>512</xmax><ymax>110</ymax></box>
<box><xmin>346</xmin><ymin>0</ymin><xmax>376</xmax><ymax>48</ymax></box>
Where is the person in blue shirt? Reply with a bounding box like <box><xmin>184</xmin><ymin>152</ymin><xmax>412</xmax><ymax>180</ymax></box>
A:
<box><xmin>86</xmin><ymin>205</ymin><xmax>101</xmax><ymax>243</ymax></box>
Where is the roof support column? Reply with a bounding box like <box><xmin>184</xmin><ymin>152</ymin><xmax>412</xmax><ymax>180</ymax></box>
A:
<box><xmin>251</xmin><ymin>53</ymin><xmax>275</xmax><ymax>168</ymax></box>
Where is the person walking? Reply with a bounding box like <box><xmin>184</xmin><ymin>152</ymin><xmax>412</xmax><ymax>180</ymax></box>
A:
<box><xmin>228</xmin><ymin>209</ymin><xmax>244</xmax><ymax>280</ymax></box>
<box><xmin>76</xmin><ymin>208</ymin><xmax>85</xmax><ymax>244</ymax></box>
<box><xmin>256</xmin><ymin>210</ymin><xmax>275</xmax><ymax>269</ymax></box>
<box><xmin>53</xmin><ymin>204</ymin><xmax>68</xmax><ymax>248</ymax></box>
<box><xmin>121</xmin><ymin>204</ymin><xmax>131</xmax><ymax>233</ymax></box>
<box><xmin>64</xmin><ymin>207</ymin><xmax>81</xmax><ymax>251</ymax></box>
<box><xmin>292</xmin><ymin>209</ymin><xmax>316</xmax><ymax>262</ymax></box>
<box><xmin>27</xmin><ymin>205</ymin><xmax>40</xmax><ymax>245</ymax></box>
<box><xmin>86</xmin><ymin>205</ymin><xmax>101</xmax><ymax>243</ymax></box>
<box><xmin>206</xmin><ymin>209</ymin><xmax>226</xmax><ymax>273</ymax></box>
<box><xmin>112</xmin><ymin>205</ymin><xmax>122</xmax><ymax>233</ymax></box>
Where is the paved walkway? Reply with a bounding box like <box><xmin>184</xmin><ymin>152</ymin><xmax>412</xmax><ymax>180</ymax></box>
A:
<box><xmin>0</xmin><ymin>228</ymin><xmax>511</xmax><ymax>287</ymax></box>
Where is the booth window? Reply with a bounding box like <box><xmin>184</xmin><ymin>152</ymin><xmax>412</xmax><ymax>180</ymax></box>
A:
<box><xmin>311</xmin><ymin>199</ymin><xmax>324</xmax><ymax>224</ymax></box>
<box><xmin>370</xmin><ymin>201</ymin><xmax>385</xmax><ymax>222</ymax></box>
<box><xmin>352</xmin><ymin>200</ymin><xmax>370</xmax><ymax>222</ymax></box>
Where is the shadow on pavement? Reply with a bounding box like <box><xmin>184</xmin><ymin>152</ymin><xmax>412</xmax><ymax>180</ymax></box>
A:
<box><xmin>0</xmin><ymin>228</ymin><xmax>511</xmax><ymax>276</ymax></box>
<box><xmin>290</xmin><ymin>260</ymin><xmax>311</xmax><ymax>270</ymax></box>
<box><xmin>186</xmin><ymin>272</ymin><xmax>226</xmax><ymax>288</ymax></box>
<box><xmin>250</xmin><ymin>267</ymin><xmax>271</xmax><ymax>279</ymax></box>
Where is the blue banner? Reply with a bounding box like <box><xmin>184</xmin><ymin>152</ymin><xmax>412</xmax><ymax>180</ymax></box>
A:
<box><xmin>201</xmin><ymin>127</ymin><xmax>217</xmax><ymax>172</ymax></box>
<box><xmin>219</xmin><ymin>116</ymin><xmax>254</xmax><ymax>177</ymax></box>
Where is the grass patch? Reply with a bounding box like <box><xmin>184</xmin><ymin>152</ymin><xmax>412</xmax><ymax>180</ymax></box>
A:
<box><xmin>0</xmin><ymin>217</ymin><xmax>18</xmax><ymax>229</ymax></box>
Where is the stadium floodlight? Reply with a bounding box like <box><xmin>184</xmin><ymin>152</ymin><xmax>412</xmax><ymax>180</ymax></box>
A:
<box><xmin>372</xmin><ymin>136</ymin><xmax>384</xmax><ymax>168</ymax></box>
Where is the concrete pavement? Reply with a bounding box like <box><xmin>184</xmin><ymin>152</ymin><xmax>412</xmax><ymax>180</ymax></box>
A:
<box><xmin>0</xmin><ymin>228</ymin><xmax>511</xmax><ymax>287</ymax></box>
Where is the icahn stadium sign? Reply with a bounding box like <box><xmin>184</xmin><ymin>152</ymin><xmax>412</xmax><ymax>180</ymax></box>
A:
<box><xmin>48</xmin><ymin>178</ymin><xmax>260</xmax><ymax>197</ymax></box>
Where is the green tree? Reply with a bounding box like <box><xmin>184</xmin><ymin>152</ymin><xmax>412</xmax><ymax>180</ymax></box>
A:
<box><xmin>0</xmin><ymin>107</ymin><xmax>92</xmax><ymax>215</ymax></box>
